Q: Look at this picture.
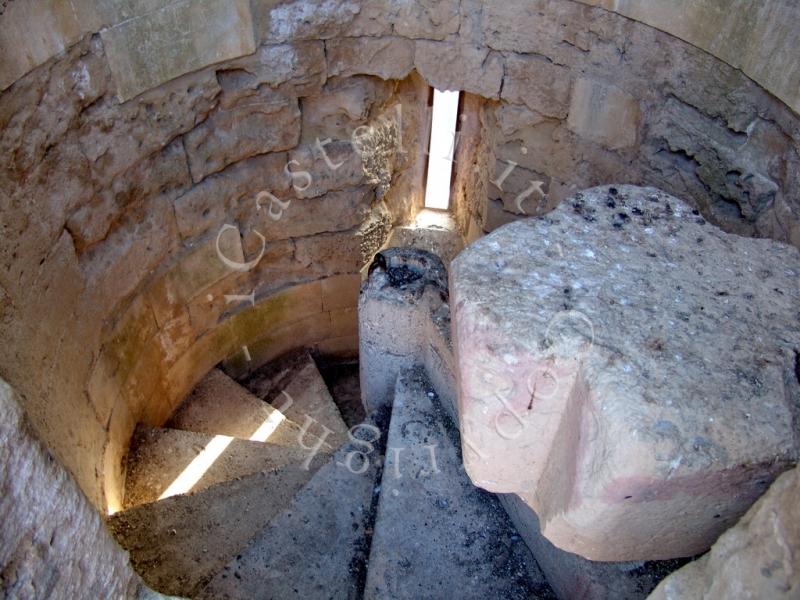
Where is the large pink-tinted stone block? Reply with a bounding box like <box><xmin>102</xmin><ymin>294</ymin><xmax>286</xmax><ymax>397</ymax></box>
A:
<box><xmin>451</xmin><ymin>185</ymin><xmax>800</xmax><ymax>561</ymax></box>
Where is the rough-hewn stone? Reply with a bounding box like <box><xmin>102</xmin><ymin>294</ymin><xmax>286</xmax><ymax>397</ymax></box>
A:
<box><xmin>300</xmin><ymin>76</ymin><xmax>394</xmax><ymax>143</ymax></box>
<box><xmin>218</xmin><ymin>40</ymin><xmax>327</xmax><ymax>98</ymax></box>
<box><xmin>77</xmin><ymin>69</ymin><xmax>221</xmax><ymax>184</ymax></box>
<box><xmin>415</xmin><ymin>41</ymin><xmax>504</xmax><ymax>99</ymax></box>
<box><xmin>501</xmin><ymin>55</ymin><xmax>571</xmax><ymax>119</ymax></box>
<box><xmin>1</xmin><ymin>0</ymin><xmax>799</xmax><ymax>525</ymax></box>
<box><xmin>578</xmin><ymin>0</ymin><xmax>800</xmax><ymax>115</ymax></box>
<box><xmin>184</xmin><ymin>91</ymin><xmax>300</xmax><ymax>182</ymax></box>
<box><xmin>326</xmin><ymin>37</ymin><xmax>415</xmax><ymax>80</ymax></box>
<box><xmin>451</xmin><ymin>185</ymin><xmax>800</xmax><ymax>561</ymax></box>
<box><xmin>392</xmin><ymin>0</ymin><xmax>460</xmax><ymax>40</ymax></box>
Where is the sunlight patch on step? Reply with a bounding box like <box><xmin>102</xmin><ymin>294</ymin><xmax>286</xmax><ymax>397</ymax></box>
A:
<box><xmin>156</xmin><ymin>410</ymin><xmax>287</xmax><ymax>500</ymax></box>
<box><xmin>248</xmin><ymin>409</ymin><xmax>287</xmax><ymax>443</ymax></box>
<box><xmin>158</xmin><ymin>435</ymin><xmax>235</xmax><ymax>500</ymax></box>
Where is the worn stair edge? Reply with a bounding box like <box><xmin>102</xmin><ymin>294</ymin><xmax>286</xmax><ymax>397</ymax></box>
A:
<box><xmin>241</xmin><ymin>350</ymin><xmax>350</xmax><ymax>448</ymax></box>
<box><xmin>123</xmin><ymin>426</ymin><xmax>325</xmax><ymax>509</ymax></box>
<box><xmin>166</xmin><ymin>368</ymin><xmax>331</xmax><ymax>452</ymax></box>
<box><xmin>364</xmin><ymin>368</ymin><xmax>556</xmax><ymax>600</ymax></box>
<box><xmin>198</xmin><ymin>408</ymin><xmax>391</xmax><ymax>600</ymax></box>
<box><xmin>108</xmin><ymin>451</ymin><xmax>328</xmax><ymax>598</ymax></box>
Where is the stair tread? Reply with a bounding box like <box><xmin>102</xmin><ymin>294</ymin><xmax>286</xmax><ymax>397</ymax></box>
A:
<box><xmin>108</xmin><ymin>452</ymin><xmax>327</xmax><ymax>598</ymax></box>
<box><xmin>123</xmin><ymin>426</ymin><xmax>318</xmax><ymax>509</ymax></box>
<box><xmin>243</xmin><ymin>350</ymin><xmax>350</xmax><ymax>448</ymax></box>
<box><xmin>166</xmin><ymin>368</ymin><xmax>328</xmax><ymax>450</ymax></box>
<box><xmin>199</xmin><ymin>410</ymin><xmax>388</xmax><ymax>600</ymax></box>
<box><xmin>363</xmin><ymin>369</ymin><xmax>555</xmax><ymax>600</ymax></box>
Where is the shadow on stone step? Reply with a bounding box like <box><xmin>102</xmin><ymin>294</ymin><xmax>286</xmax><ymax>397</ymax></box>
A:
<box><xmin>317</xmin><ymin>359</ymin><xmax>365</xmax><ymax>429</ymax></box>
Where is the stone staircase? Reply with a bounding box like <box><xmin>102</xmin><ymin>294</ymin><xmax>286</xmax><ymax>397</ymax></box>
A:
<box><xmin>108</xmin><ymin>351</ymin><xmax>554</xmax><ymax>599</ymax></box>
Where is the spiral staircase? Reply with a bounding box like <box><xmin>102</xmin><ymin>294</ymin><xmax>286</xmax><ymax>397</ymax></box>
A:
<box><xmin>107</xmin><ymin>350</ymin><xmax>555</xmax><ymax>599</ymax></box>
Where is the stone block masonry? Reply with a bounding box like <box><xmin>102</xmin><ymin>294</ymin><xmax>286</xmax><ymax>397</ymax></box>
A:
<box><xmin>0</xmin><ymin>0</ymin><xmax>798</xmax><ymax>534</ymax></box>
<box><xmin>451</xmin><ymin>185</ymin><xmax>800</xmax><ymax>561</ymax></box>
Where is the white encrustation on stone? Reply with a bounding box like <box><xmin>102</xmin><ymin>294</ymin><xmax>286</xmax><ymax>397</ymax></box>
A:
<box><xmin>450</xmin><ymin>184</ymin><xmax>800</xmax><ymax>561</ymax></box>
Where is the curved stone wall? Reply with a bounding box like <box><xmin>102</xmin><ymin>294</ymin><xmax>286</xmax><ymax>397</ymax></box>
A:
<box><xmin>1</xmin><ymin>0</ymin><xmax>798</xmax><ymax>512</ymax></box>
<box><xmin>0</xmin><ymin>26</ymin><xmax>428</xmax><ymax>511</ymax></box>
<box><xmin>577</xmin><ymin>0</ymin><xmax>800</xmax><ymax>115</ymax></box>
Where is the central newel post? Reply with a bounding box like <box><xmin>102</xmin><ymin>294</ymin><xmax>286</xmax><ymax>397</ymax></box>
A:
<box><xmin>358</xmin><ymin>247</ymin><xmax>449</xmax><ymax>413</ymax></box>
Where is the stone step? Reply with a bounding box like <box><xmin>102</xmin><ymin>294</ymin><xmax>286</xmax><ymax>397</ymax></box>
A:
<box><xmin>198</xmin><ymin>409</ymin><xmax>389</xmax><ymax>600</ymax></box>
<box><xmin>108</xmin><ymin>451</ymin><xmax>328</xmax><ymax>598</ymax></box>
<box><xmin>241</xmin><ymin>350</ymin><xmax>350</xmax><ymax>448</ymax></box>
<box><xmin>166</xmin><ymin>368</ymin><xmax>330</xmax><ymax>452</ymax></box>
<box><xmin>364</xmin><ymin>369</ymin><xmax>555</xmax><ymax>600</ymax></box>
<box><xmin>123</xmin><ymin>426</ymin><xmax>318</xmax><ymax>509</ymax></box>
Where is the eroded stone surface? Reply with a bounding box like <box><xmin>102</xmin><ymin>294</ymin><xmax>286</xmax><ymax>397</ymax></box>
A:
<box><xmin>451</xmin><ymin>185</ymin><xmax>800</xmax><ymax>561</ymax></box>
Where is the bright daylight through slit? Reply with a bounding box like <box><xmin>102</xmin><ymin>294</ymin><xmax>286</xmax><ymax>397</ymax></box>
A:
<box><xmin>423</xmin><ymin>89</ymin><xmax>460</xmax><ymax>210</ymax></box>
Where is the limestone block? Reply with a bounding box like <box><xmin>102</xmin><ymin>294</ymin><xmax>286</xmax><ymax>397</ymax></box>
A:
<box><xmin>0</xmin><ymin>1</ymin><xmax>100</xmax><ymax>91</ymax></box>
<box><xmin>77</xmin><ymin>69</ymin><xmax>221</xmax><ymax>183</ymax></box>
<box><xmin>648</xmin><ymin>97</ymin><xmax>792</xmax><ymax>235</ymax></box>
<box><xmin>184</xmin><ymin>91</ymin><xmax>300</xmax><ymax>182</ymax></box>
<box><xmin>242</xmin><ymin>186</ymin><xmax>376</xmax><ymax>244</ymax></box>
<box><xmin>502</xmin><ymin>54</ymin><xmax>572</xmax><ymax>119</ymax></box>
<box><xmin>289</xmin><ymin>140</ymin><xmax>368</xmax><ymax>199</ymax></box>
<box><xmin>450</xmin><ymin>184</ymin><xmax>800</xmax><ymax>561</ymax></box>
<box><xmin>0</xmin><ymin>134</ymin><xmax>94</xmax><ymax>297</ymax></box>
<box><xmin>79</xmin><ymin>194</ymin><xmax>180</xmax><ymax>318</ymax></box>
<box><xmin>326</xmin><ymin>37</ymin><xmax>415</xmax><ymax>81</ymax></box>
<box><xmin>577</xmin><ymin>0</ymin><xmax>800</xmax><ymax>115</ymax></box>
<box><xmin>256</xmin><ymin>0</ymin><xmax>360</xmax><ymax>43</ymax></box>
<box><xmin>0</xmin><ymin>36</ymin><xmax>110</xmax><ymax>182</ymax></box>
<box><xmin>143</xmin><ymin>230</ymin><xmax>244</xmax><ymax>347</ymax></box>
<box><xmin>415</xmin><ymin>41</ymin><xmax>504</xmax><ymax>99</ymax></box>
<box><xmin>103</xmin><ymin>294</ymin><xmax>159</xmax><ymax>381</ymax></box>
<box><xmin>293</xmin><ymin>229</ymin><xmax>370</xmax><ymax>275</ymax></box>
<box><xmin>315</xmin><ymin>335</ymin><xmax>360</xmax><ymax>359</ymax></box>
<box><xmin>172</xmin><ymin>152</ymin><xmax>291</xmax><ymax>241</ymax></box>
<box><xmin>224</xmin><ymin>312</ymin><xmax>333</xmax><ymax>379</ymax></box>
<box><xmin>649</xmin><ymin>466</ymin><xmax>800</xmax><ymax>599</ymax></box>
<box><xmin>392</xmin><ymin>0</ymin><xmax>460</xmax><ymax>39</ymax></box>
<box><xmin>100</xmin><ymin>0</ymin><xmax>256</xmax><ymax>101</ymax></box>
<box><xmin>330</xmin><ymin>307</ymin><xmax>358</xmax><ymax>338</ymax></box>
<box><xmin>301</xmin><ymin>77</ymin><xmax>394</xmax><ymax>143</ymax></box>
<box><xmin>68</xmin><ymin>138</ymin><xmax>191</xmax><ymax>252</ymax></box>
<box><xmin>162</xmin><ymin>324</ymin><xmax>240</xmax><ymax>416</ymax></box>
<box><xmin>567</xmin><ymin>78</ymin><xmax>640</xmax><ymax>149</ymax></box>
<box><xmin>219</xmin><ymin>41</ymin><xmax>326</xmax><ymax>97</ymax></box>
